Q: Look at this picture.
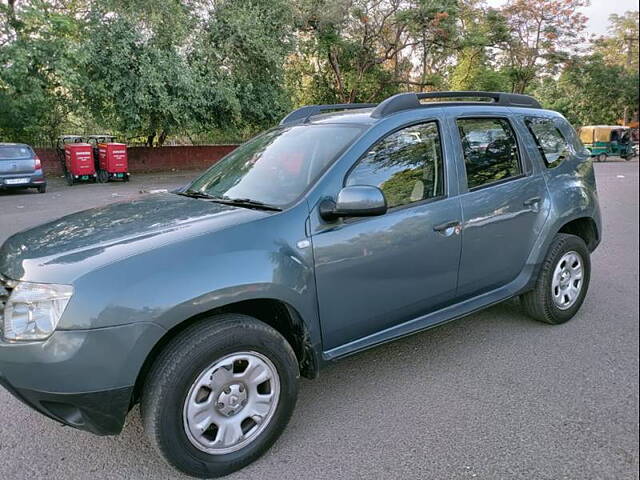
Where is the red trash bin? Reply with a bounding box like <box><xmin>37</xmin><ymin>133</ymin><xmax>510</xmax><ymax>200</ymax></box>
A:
<box><xmin>64</xmin><ymin>143</ymin><xmax>96</xmax><ymax>186</ymax></box>
<box><xmin>98</xmin><ymin>143</ymin><xmax>129</xmax><ymax>182</ymax></box>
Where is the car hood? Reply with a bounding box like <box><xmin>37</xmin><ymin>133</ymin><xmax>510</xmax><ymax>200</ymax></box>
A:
<box><xmin>0</xmin><ymin>192</ymin><xmax>269</xmax><ymax>283</ymax></box>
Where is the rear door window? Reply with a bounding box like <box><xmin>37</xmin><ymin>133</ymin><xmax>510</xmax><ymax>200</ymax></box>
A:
<box><xmin>525</xmin><ymin>117</ymin><xmax>569</xmax><ymax>167</ymax></box>
<box><xmin>456</xmin><ymin>118</ymin><xmax>521</xmax><ymax>189</ymax></box>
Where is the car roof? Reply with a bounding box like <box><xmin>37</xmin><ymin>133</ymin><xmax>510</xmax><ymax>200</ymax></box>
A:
<box><xmin>308</xmin><ymin>108</ymin><xmax>377</xmax><ymax>125</ymax></box>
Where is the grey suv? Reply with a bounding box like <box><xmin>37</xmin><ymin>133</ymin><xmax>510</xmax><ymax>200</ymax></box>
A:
<box><xmin>0</xmin><ymin>92</ymin><xmax>601</xmax><ymax>478</ymax></box>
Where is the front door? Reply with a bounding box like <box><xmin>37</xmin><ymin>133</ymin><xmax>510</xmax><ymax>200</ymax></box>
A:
<box><xmin>452</xmin><ymin>116</ymin><xmax>550</xmax><ymax>298</ymax></box>
<box><xmin>311</xmin><ymin>121</ymin><xmax>462</xmax><ymax>351</ymax></box>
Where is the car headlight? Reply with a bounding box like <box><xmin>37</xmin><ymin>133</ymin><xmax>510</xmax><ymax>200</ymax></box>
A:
<box><xmin>2</xmin><ymin>281</ymin><xmax>73</xmax><ymax>341</ymax></box>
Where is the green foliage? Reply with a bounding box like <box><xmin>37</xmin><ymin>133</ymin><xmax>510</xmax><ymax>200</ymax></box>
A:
<box><xmin>534</xmin><ymin>54</ymin><xmax>639</xmax><ymax>125</ymax></box>
<box><xmin>450</xmin><ymin>48</ymin><xmax>509</xmax><ymax>91</ymax></box>
<box><xmin>593</xmin><ymin>11</ymin><xmax>639</xmax><ymax>72</ymax></box>
<box><xmin>78</xmin><ymin>13</ymin><xmax>202</xmax><ymax>143</ymax></box>
<box><xmin>0</xmin><ymin>1</ymin><xmax>638</xmax><ymax>145</ymax></box>
<box><xmin>0</xmin><ymin>0</ymin><xmax>84</xmax><ymax>145</ymax></box>
<box><xmin>195</xmin><ymin>0</ymin><xmax>295</xmax><ymax>127</ymax></box>
<box><xmin>77</xmin><ymin>0</ymin><xmax>294</xmax><ymax>145</ymax></box>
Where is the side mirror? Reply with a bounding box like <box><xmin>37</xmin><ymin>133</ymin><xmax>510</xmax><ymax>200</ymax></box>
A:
<box><xmin>319</xmin><ymin>185</ymin><xmax>387</xmax><ymax>220</ymax></box>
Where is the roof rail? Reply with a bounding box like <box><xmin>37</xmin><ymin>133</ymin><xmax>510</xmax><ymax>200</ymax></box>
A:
<box><xmin>370</xmin><ymin>91</ymin><xmax>542</xmax><ymax>118</ymax></box>
<box><xmin>280</xmin><ymin>103</ymin><xmax>377</xmax><ymax>126</ymax></box>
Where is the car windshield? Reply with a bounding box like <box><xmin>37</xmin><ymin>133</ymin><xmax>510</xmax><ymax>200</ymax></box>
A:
<box><xmin>186</xmin><ymin>124</ymin><xmax>364</xmax><ymax>208</ymax></box>
<box><xmin>0</xmin><ymin>145</ymin><xmax>33</xmax><ymax>160</ymax></box>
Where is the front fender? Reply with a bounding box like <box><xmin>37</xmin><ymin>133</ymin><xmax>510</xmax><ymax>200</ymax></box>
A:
<box><xmin>59</xmin><ymin>203</ymin><xmax>320</xmax><ymax>340</ymax></box>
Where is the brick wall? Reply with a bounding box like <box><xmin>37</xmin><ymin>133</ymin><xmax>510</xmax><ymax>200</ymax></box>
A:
<box><xmin>36</xmin><ymin>145</ymin><xmax>239</xmax><ymax>176</ymax></box>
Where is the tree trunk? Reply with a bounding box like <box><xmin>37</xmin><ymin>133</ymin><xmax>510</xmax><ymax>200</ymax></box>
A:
<box><xmin>327</xmin><ymin>49</ymin><xmax>347</xmax><ymax>102</ymax></box>
<box><xmin>7</xmin><ymin>0</ymin><xmax>22</xmax><ymax>40</ymax></box>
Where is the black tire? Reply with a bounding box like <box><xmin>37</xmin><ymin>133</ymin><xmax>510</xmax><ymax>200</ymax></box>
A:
<box><xmin>97</xmin><ymin>169</ymin><xmax>109</xmax><ymax>183</ymax></box>
<box><xmin>37</xmin><ymin>185</ymin><xmax>46</xmax><ymax>194</ymax></box>
<box><xmin>597</xmin><ymin>153</ymin><xmax>607</xmax><ymax>163</ymax></box>
<box><xmin>141</xmin><ymin>314</ymin><xmax>299</xmax><ymax>478</ymax></box>
<box><xmin>520</xmin><ymin>233</ymin><xmax>591</xmax><ymax>324</ymax></box>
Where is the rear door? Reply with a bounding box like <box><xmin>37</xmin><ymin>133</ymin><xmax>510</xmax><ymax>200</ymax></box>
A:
<box><xmin>0</xmin><ymin>145</ymin><xmax>36</xmax><ymax>174</ymax></box>
<box><xmin>448</xmin><ymin>113</ymin><xmax>550</xmax><ymax>298</ymax></box>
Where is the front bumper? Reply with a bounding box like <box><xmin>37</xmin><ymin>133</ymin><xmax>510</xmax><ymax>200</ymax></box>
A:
<box><xmin>0</xmin><ymin>322</ymin><xmax>165</xmax><ymax>435</ymax></box>
<box><xmin>0</xmin><ymin>374</ymin><xmax>132</xmax><ymax>435</ymax></box>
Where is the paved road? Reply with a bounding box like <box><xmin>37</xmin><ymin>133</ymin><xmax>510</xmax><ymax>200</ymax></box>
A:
<box><xmin>0</xmin><ymin>161</ymin><xmax>638</xmax><ymax>480</ymax></box>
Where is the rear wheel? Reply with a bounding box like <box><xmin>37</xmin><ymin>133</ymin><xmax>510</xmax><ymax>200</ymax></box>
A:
<box><xmin>37</xmin><ymin>185</ymin><xmax>46</xmax><ymax>194</ymax></box>
<box><xmin>521</xmin><ymin>233</ymin><xmax>591</xmax><ymax>324</ymax></box>
<box><xmin>141</xmin><ymin>314</ymin><xmax>299</xmax><ymax>478</ymax></box>
<box><xmin>97</xmin><ymin>169</ymin><xmax>109</xmax><ymax>183</ymax></box>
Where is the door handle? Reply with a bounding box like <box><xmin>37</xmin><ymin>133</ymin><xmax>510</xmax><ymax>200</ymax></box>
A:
<box><xmin>433</xmin><ymin>220</ymin><xmax>461</xmax><ymax>235</ymax></box>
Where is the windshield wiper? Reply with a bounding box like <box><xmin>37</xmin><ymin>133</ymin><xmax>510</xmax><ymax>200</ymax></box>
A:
<box><xmin>176</xmin><ymin>189</ymin><xmax>218</xmax><ymax>199</ymax></box>
<box><xmin>177</xmin><ymin>190</ymin><xmax>281</xmax><ymax>211</ymax></box>
<box><xmin>214</xmin><ymin>197</ymin><xmax>282</xmax><ymax>212</ymax></box>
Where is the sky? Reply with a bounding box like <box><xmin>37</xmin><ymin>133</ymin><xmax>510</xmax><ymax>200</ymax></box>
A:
<box><xmin>485</xmin><ymin>0</ymin><xmax>639</xmax><ymax>37</ymax></box>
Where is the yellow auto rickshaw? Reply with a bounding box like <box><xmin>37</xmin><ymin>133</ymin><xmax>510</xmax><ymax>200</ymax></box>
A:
<box><xmin>578</xmin><ymin>125</ymin><xmax>635</xmax><ymax>162</ymax></box>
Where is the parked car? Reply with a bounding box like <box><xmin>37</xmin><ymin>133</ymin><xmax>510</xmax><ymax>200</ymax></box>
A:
<box><xmin>0</xmin><ymin>143</ymin><xmax>46</xmax><ymax>193</ymax></box>
<box><xmin>0</xmin><ymin>91</ymin><xmax>601</xmax><ymax>478</ymax></box>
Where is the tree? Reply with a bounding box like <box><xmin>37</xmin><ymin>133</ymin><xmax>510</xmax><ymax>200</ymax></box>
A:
<box><xmin>450</xmin><ymin>48</ymin><xmax>509</xmax><ymax>91</ymax></box>
<box><xmin>449</xmin><ymin>2</ymin><xmax>510</xmax><ymax>91</ymax></box>
<box><xmin>500</xmin><ymin>0</ymin><xmax>588</xmax><ymax>93</ymax></box>
<box><xmin>78</xmin><ymin>9</ymin><xmax>203</xmax><ymax>146</ymax></box>
<box><xmin>0</xmin><ymin>0</ymin><xmax>85</xmax><ymax>144</ymax></box>
<box><xmin>593</xmin><ymin>11</ymin><xmax>639</xmax><ymax>72</ymax></box>
<box><xmin>76</xmin><ymin>0</ymin><xmax>294</xmax><ymax>145</ymax></box>
<box><xmin>535</xmin><ymin>54</ymin><xmax>639</xmax><ymax>126</ymax></box>
<box><xmin>193</xmin><ymin>0</ymin><xmax>295</xmax><ymax>130</ymax></box>
<box><xmin>291</xmin><ymin>0</ymin><xmax>460</xmax><ymax>105</ymax></box>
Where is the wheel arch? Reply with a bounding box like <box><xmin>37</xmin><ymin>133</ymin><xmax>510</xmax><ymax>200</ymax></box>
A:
<box><xmin>132</xmin><ymin>298</ymin><xmax>319</xmax><ymax>405</ymax></box>
<box><xmin>557</xmin><ymin>216</ymin><xmax>600</xmax><ymax>252</ymax></box>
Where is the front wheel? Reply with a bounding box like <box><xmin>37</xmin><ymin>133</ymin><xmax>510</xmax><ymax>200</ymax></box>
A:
<box><xmin>597</xmin><ymin>153</ymin><xmax>607</xmax><ymax>162</ymax></box>
<box><xmin>521</xmin><ymin>233</ymin><xmax>591</xmax><ymax>324</ymax></box>
<box><xmin>141</xmin><ymin>314</ymin><xmax>299</xmax><ymax>478</ymax></box>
